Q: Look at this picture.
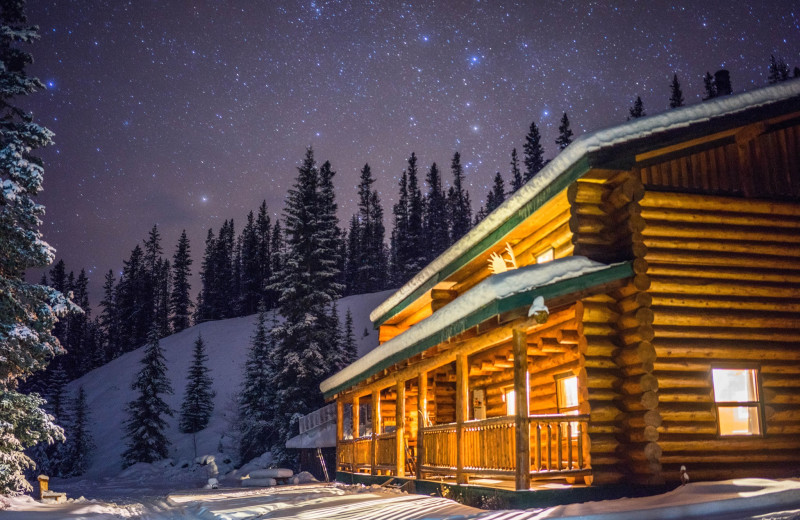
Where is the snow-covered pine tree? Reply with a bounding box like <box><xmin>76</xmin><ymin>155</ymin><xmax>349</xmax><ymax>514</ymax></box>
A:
<box><xmin>343</xmin><ymin>309</ymin><xmax>357</xmax><ymax>367</ymax></box>
<box><xmin>555</xmin><ymin>113</ymin><xmax>574</xmax><ymax>151</ymax></box>
<box><xmin>669</xmin><ymin>74</ymin><xmax>684</xmax><ymax>109</ymax></box>
<box><xmin>423</xmin><ymin>161</ymin><xmax>449</xmax><ymax>264</ymax></box>
<box><xmin>154</xmin><ymin>257</ymin><xmax>171</xmax><ymax>338</ymax></box>
<box><xmin>238</xmin><ymin>305</ymin><xmax>276</xmax><ymax>463</ymax></box>
<box><xmin>170</xmin><ymin>230</ymin><xmax>193</xmax><ymax>333</ymax></box>
<box><xmin>61</xmin><ymin>386</ymin><xmax>94</xmax><ymax>476</ymax></box>
<box><xmin>447</xmin><ymin>151</ymin><xmax>472</xmax><ymax>243</ymax></box>
<box><xmin>122</xmin><ymin>324</ymin><xmax>174</xmax><ymax>467</ymax></box>
<box><xmin>180</xmin><ymin>334</ymin><xmax>215</xmax><ymax>457</ymax></box>
<box><xmin>255</xmin><ymin>201</ymin><xmax>273</xmax><ymax>307</ymax></box>
<box><xmin>509</xmin><ymin>148</ymin><xmax>523</xmax><ymax>193</ymax></box>
<box><xmin>0</xmin><ymin>0</ymin><xmax>75</xmax><ymax>492</ymax></box>
<box><xmin>628</xmin><ymin>96</ymin><xmax>645</xmax><ymax>119</ymax></box>
<box><xmin>344</xmin><ymin>214</ymin><xmax>360</xmax><ymax>295</ymax></box>
<box><xmin>523</xmin><ymin>121</ymin><xmax>545</xmax><ymax>182</ymax></box>
<box><xmin>317</xmin><ymin>160</ymin><xmax>344</xmax><ymax>299</ymax></box>
<box><xmin>269</xmin><ymin>148</ymin><xmax>343</xmax><ymax>466</ymax></box>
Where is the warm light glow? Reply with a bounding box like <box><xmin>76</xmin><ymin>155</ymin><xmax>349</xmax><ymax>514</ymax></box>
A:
<box><xmin>557</xmin><ymin>376</ymin><xmax>579</xmax><ymax>410</ymax></box>
<box><xmin>712</xmin><ymin>368</ymin><xmax>761</xmax><ymax>436</ymax></box>
<box><xmin>505</xmin><ymin>388</ymin><xmax>516</xmax><ymax>416</ymax></box>
<box><xmin>536</xmin><ymin>247</ymin><xmax>554</xmax><ymax>264</ymax></box>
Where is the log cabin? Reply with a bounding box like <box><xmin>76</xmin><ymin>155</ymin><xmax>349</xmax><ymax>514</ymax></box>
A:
<box><xmin>320</xmin><ymin>80</ymin><xmax>800</xmax><ymax>490</ymax></box>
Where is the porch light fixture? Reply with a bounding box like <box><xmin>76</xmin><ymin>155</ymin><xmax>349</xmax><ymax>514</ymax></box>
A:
<box><xmin>528</xmin><ymin>295</ymin><xmax>549</xmax><ymax>323</ymax></box>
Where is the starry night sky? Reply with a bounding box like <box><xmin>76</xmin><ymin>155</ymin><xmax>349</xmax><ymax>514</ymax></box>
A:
<box><xmin>23</xmin><ymin>0</ymin><xmax>800</xmax><ymax>301</ymax></box>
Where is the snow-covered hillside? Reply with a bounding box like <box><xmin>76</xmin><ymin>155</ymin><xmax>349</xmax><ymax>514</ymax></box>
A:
<box><xmin>64</xmin><ymin>290</ymin><xmax>393</xmax><ymax>478</ymax></box>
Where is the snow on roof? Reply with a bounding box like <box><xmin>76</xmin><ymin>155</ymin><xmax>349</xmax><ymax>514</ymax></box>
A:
<box><xmin>370</xmin><ymin>80</ymin><xmax>800</xmax><ymax>324</ymax></box>
<box><xmin>321</xmin><ymin>257</ymin><xmax>619</xmax><ymax>395</ymax></box>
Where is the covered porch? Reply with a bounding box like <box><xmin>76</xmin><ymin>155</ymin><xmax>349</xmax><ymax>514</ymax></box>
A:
<box><xmin>336</xmin><ymin>303</ymin><xmax>593</xmax><ymax>490</ymax></box>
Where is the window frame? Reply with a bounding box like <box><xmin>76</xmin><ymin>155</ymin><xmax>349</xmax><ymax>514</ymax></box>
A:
<box><xmin>555</xmin><ymin>372</ymin><xmax>579</xmax><ymax>414</ymax></box>
<box><xmin>710</xmin><ymin>365</ymin><xmax>765</xmax><ymax>438</ymax></box>
<box><xmin>535</xmin><ymin>247</ymin><xmax>555</xmax><ymax>264</ymax></box>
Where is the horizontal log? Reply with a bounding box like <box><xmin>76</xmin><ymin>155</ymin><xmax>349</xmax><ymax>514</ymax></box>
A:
<box><xmin>657</xmin><ymin>423</ymin><xmax>718</xmax><ymax>435</ymax></box>
<box><xmin>659</xmin><ymin>452</ymin><xmax>800</xmax><ymax>464</ymax></box>
<box><xmin>640</xmin><ymin>191</ymin><xmax>800</xmax><ymax>216</ymax></box>
<box><xmin>585</xmin><ymin>356</ymin><xmax>617</xmax><ymax>370</ymax></box>
<box><xmin>619</xmin><ymin>362</ymin><xmax>654</xmax><ymax>377</ymax></box>
<box><xmin>616</xmin><ymin>341</ymin><xmax>657</xmax><ymax>366</ymax></box>
<box><xmin>658</xmin><ymin>436</ymin><xmax>800</xmax><ymax>452</ymax></box>
<box><xmin>651</xmin><ymin>294</ymin><xmax>800</xmax><ymax>313</ymax></box>
<box><xmin>620</xmin><ymin>390</ymin><xmax>659</xmax><ymax>412</ymax></box>
<box><xmin>639</xmin><ymin>206</ymin><xmax>800</xmax><ymax>228</ymax></box>
<box><xmin>642</xmin><ymin>221</ymin><xmax>800</xmax><ymax>244</ymax></box>
<box><xmin>645</xmin><ymin>248</ymin><xmax>800</xmax><ymax>271</ymax></box>
<box><xmin>655</xmin><ymin>373</ymin><xmax>710</xmax><ymax>390</ymax></box>
<box><xmin>623</xmin><ymin>410</ymin><xmax>662</xmax><ymax>429</ymax></box>
<box><xmin>589</xmin><ymin>404</ymin><xmax>622</xmax><ymax>423</ymax></box>
<box><xmin>618</xmin><ymin>291</ymin><xmax>653</xmax><ymax>314</ymax></box>
<box><xmin>653</xmin><ymin>325</ymin><xmax>800</xmax><ymax>342</ymax></box>
<box><xmin>626</xmin><ymin>442</ymin><xmax>662</xmax><ymax>463</ymax></box>
<box><xmin>652</xmin><ymin>338</ymin><xmax>800</xmax><ymax>361</ymax></box>
<box><xmin>619</xmin><ymin>373</ymin><xmax>659</xmax><ymax>394</ymax></box>
<box><xmin>643</xmin><ymin>237</ymin><xmax>800</xmax><ymax>257</ymax></box>
<box><xmin>656</xmin><ymin>389</ymin><xmax>712</xmax><ymax>404</ymax></box>
<box><xmin>620</xmin><ymin>325</ymin><xmax>655</xmax><ymax>345</ymax></box>
<box><xmin>649</xmin><ymin>277</ymin><xmax>800</xmax><ymax>299</ymax></box>
<box><xmin>761</xmin><ymin>374</ymin><xmax>800</xmax><ymax>388</ymax></box>
<box><xmin>646</xmin><ymin>264</ymin><xmax>800</xmax><ymax>284</ymax></box>
<box><xmin>623</xmin><ymin>425</ymin><xmax>659</xmax><ymax>443</ymax></box>
<box><xmin>585</xmin><ymin>337</ymin><xmax>617</xmax><ymax>358</ymax></box>
<box><xmin>619</xmin><ymin>308</ymin><xmax>654</xmax><ymax>329</ymax></box>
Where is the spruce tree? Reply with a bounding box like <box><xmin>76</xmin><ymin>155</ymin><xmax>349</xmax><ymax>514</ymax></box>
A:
<box><xmin>0</xmin><ymin>2</ymin><xmax>73</xmax><ymax>491</ymax></box>
<box><xmin>768</xmin><ymin>55</ymin><xmax>790</xmax><ymax>84</ymax></box>
<box><xmin>238</xmin><ymin>306</ymin><xmax>275</xmax><ymax>462</ymax></box>
<box><xmin>122</xmin><ymin>325</ymin><xmax>173</xmax><ymax>467</ymax></box>
<box><xmin>509</xmin><ymin>148</ymin><xmax>523</xmax><ymax>193</ymax></box>
<box><xmin>355</xmin><ymin>164</ymin><xmax>387</xmax><ymax>292</ymax></box>
<box><xmin>555</xmin><ymin>113</ymin><xmax>574</xmax><ymax>151</ymax></box>
<box><xmin>390</xmin><ymin>170</ymin><xmax>409</xmax><ymax>285</ymax></box>
<box><xmin>255</xmin><ymin>201</ymin><xmax>273</xmax><ymax>307</ymax></box>
<box><xmin>404</xmin><ymin>153</ymin><xmax>426</xmax><ymax>276</ymax></box>
<box><xmin>170</xmin><ymin>230</ymin><xmax>193</xmax><ymax>333</ymax></box>
<box><xmin>98</xmin><ymin>269</ymin><xmax>119</xmax><ymax>362</ymax></box>
<box><xmin>795</xmin><ymin>66</ymin><xmax>800</xmax><ymax>78</ymax></box>
<box><xmin>342</xmin><ymin>309</ymin><xmax>357</xmax><ymax>366</ymax></box>
<box><xmin>154</xmin><ymin>258</ymin><xmax>171</xmax><ymax>337</ymax></box>
<box><xmin>669</xmin><ymin>74</ymin><xmax>684</xmax><ymax>109</ymax></box>
<box><xmin>239</xmin><ymin>211</ymin><xmax>261</xmax><ymax>315</ymax></box>
<box><xmin>523</xmin><ymin>121</ymin><xmax>545</xmax><ymax>181</ymax></box>
<box><xmin>485</xmin><ymin>171</ymin><xmax>506</xmax><ymax>213</ymax></box>
<box><xmin>423</xmin><ymin>162</ymin><xmax>449</xmax><ymax>263</ymax></box>
<box><xmin>447</xmin><ymin>151</ymin><xmax>472</xmax><ymax>243</ymax></box>
<box><xmin>344</xmin><ymin>214</ymin><xmax>361</xmax><ymax>295</ymax></box>
<box><xmin>317</xmin><ymin>160</ymin><xmax>344</xmax><ymax>299</ymax></box>
<box><xmin>702</xmin><ymin>71</ymin><xmax>717</xmax><ymax>100</ymax></box>
<box><xmin>62</xmin><ymin>386</ymin><xmax>94</xmax><ymax>476</ymax></box>
<box><xmin>180</xmin><ymin>335</ymin><xmax>215</xmax><ymax>456</ymax></box>
<box><xmin>628</xmin><ymin>96</ymin><xmax>645</xmax><ymax>119</ymax></box>
<box><xmin>195</xmin><ymin>228</ymin><xmax>216</xmax><ymax>323</ymax></box>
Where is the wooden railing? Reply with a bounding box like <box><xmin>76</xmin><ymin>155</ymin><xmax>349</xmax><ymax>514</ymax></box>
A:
<box><xmin>464</xmin><ymin>416</ymin><xmax>516</xmax><ymax>473</ymax></box>
<box><xmin>375</xmin><ymin>432</ymin><xmax>396</xmax><ymax>469</ymax></box>
<box><xmin>338</xmin><ymin>439</ymin><xmax>354</xmax><ymax>471</ymax></box>
<box><xmin>337</xmin><ymin>436</ymin><xmax>372</xmax><ymax>471</ymax></box>
<box><xmin>420</xmin><ymin>423</ymin><xmax>457</xmax><ymax>471</ymax></box>
<box><xmin>417</xmin><ymin>414</ymin><xmax>590</xmax><ymax>478</ymax></box>
<box><xmin>529</xmin><ymin>414</ymin><xmax>589</xmax><ymax>475</ymax></box>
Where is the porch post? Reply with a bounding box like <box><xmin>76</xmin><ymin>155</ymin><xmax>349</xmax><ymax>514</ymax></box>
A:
<box><xmin>395</xmin><ymin>380</ymin><xmax>406</xmax><ymax>477</ymax></box>
<box><xmin>416</xmin><ymin>370</ymin><xmax>427</xmax><ymax>480</ymax></box>
<box><xmin>513</xmin><ymin>329</ymin><xmax>531</xmax><ymax>490</ymax></box>
<box><xmin>336</xmin><ymin>398</ymin><xmax>344</xmax><ymax>442</ymax></box>
<box><xmin>456</xmin><ymin>353</ymin><xmax>469</xmax><ymax>485</ymax></box>
<box><xmin>352</xmin><ymin>395</ymin><xmax>360</xmax><ymax>439</ymax></box>
<box><xmin>371</xmin><ymin>389</ymin><xmax>380</xmax><ymax>475</ymax></box>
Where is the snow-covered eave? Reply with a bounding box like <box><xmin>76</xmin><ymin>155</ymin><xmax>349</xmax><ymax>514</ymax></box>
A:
<box><xmin>370</xmin><ymin>80</ymin><xmax>800</xmax><ymax>326</ymax></box>
<box><xmin>322</xmin><ymin>257</ymin><xmax>633</xmax><ymax>399</ymax></box>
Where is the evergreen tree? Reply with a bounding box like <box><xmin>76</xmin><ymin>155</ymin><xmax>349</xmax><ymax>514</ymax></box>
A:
<box><xmin>122</xmin><ymin>325</ymin><xmax>173</xmax><ymax>467</ymax></box>
<box><xmin>154</xmin><ymin>258</ymin><xmax>171</xmax><ymax>337</ymax></box>
<box><xmin>98</xmin><ymin>270</ymin><xmax>119</xmax><ymax>362</ymax></box>
<box><xmin>170</xmin><ymin>230</ymin><xmax>193</xmax><ymax>333</ymax></box>
<box><xmin>342</xmin><ymin>309</ymin><xmax>357</xmax><ymax>367</ymax></box>
<box><xmin>768</xmin><ymin>55</ymin><xmax>791</xmax><ymax>84</ymax></box>
<box><xmin>404</xmin><ymin>153</ymin><xmax>426</xmax><ymax>276</ymax></box>
<box><xmin>344</xmin><ymin>215</ymin><xmax>361</xmax><ymax>295</ymax></box>
<box><xmin>239</xmin><ymin>211</ymin><xmax>261</xmax><ymax>315</ymax></box>
<box><xmin>269</xmin><ymin>149</ymin><xmax>343</xmax><ymax>465</ymax></box>
<box><xmin>703</xmin><ymin>71</ymin><xmax>717</xmax><ymax>100</ymax></box>
<box><xmin>423</xmin><ymin>162</ymin><xmax>449</xmax><ymax>263</ymax></box>
<box><xmin>794</xmin><ymin>66</ymin><xmax>800</xmax><ymax>78</ymax></box>
<box><xmin>390</xmin><ymin>170</ymin><xmax>409</xmax><ymax>285</ymax></box>
<box><xmin>317</xmin><ymin>160</ymin><xmax>344</xmax><ymax>300</ymax></box>
<box><xmin>447</xmin><ymin>151</ymin><xmax>472</xmax><ymax>243</ymax></box>
<box><xmin>195</xmin><ymin>229</ymin><xmax>216</xmax><ymax>323</ymax></box>
<box><xmin>523</xmin><ymin>121</ymin><xmax>545</xmax><ymax>181</ymax></box>
<box><xmin>238</xmin><ymin>306</ymin><xmax>275</xmax><ymax>462</ymax></box>
<box><xmin>509</xmin><ymin>148</ymin><xmax>523</xmax><ymax>193</ymax></box>
<box><xmin>485</xmin><ymin>171</ymin><xmax>506</xmax><ymax>213</ymax></box>
<box><xmin>255</xmin><ymin>201</ymin><xmax>273</xmax><ymax>307</ymax></box>
<box><xmin>555</xmin><ymin>112</ymin><xmax>574</xmax><ymax>151</ymax></box>
<box><xmin>62</xmin><ymin>386</ymin><xmax>94</xmax><ymax>476</ymax></box>
<box><xmin>628</xmin><ymin>96</ymin><xmax>645</xmax><ymax>119</ymax></box>
<box><xmin>180</xmin><ymin>335</ymin><xmax>215</xmax><ymax>456</ymax></box>
<box><xmin>354</xmin><ymin>164</ymin><xmax>387</xmax><ymax>292</ymax></box>
<box><xmin>669</xmin><ymin>74</ymin><xmax>684</xmax><ymax>109</ymax></box>
<box><xmin>117</xmin><ymin>244</ymin><xmax>148</xmax><ymax>352</ymax></box>
<box><xmin>0</xmin><ymin>1</ymin><xmax>74</xmax><ymax>489</ymax></box>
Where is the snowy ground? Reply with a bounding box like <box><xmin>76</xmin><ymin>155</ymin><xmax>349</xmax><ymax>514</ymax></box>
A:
<box><xmin>6</xmin><ymin>478</ymin><xmax>800</xmax><ymax>519</ymax></box>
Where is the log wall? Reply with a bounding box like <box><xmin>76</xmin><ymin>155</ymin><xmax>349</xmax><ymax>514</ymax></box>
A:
<box><xmin>640</xmin><ymin>190</ymin><xmax>800</xmax><ymax>482</ymax></box>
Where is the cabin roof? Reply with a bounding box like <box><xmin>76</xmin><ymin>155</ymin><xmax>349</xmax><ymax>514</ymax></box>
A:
<box><xmin>369</xmin><ymin>80</ymin><xmax>800</xmax><ymax>328</ymax></box>
<box><xmin>321</xmin><ymin>257</ymin><xmax>633</xmax><ymax>398</ymax></box>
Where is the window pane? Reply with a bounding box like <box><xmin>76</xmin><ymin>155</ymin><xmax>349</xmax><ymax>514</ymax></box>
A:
<box><xmin>557</xmin><ymin>376</ymin><xmax>579</xmax><ymax>410</ymax></box>
<box><xmin>712</xmin><ymin>368</ymin><xmax>758</xmax><ymax>402</ymax></box>
<box><xmin>536</xmin><ymin>248</ymin><xmax>554</xmax><ymax>264</ymax></box>
<box><xmin>505</xmin><ymin>388</ymin><xmax>516</xmax><ymax>416</ymax></box>
<box><xmin>718</xmin><ymin>406</ymin><xmax>761</xmax><ymax>435</ymax></box>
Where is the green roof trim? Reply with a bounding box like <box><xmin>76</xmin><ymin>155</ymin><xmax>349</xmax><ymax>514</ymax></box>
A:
<box><xmin>374</xmin><ymin>155</ymin><xmax>593</xmax><ymax>328</ymax></box>
<box><xmin>324</xmin><ymin>261</ymin><xmax>633</xmax><ymax>399</ymax></box>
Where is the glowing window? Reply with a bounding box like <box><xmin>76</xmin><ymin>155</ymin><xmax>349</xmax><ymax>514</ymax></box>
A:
<box><xmin>536</xmin><ymin>248</ymin><xmax>554</xmax><ymax>264</ymax></box>
<box><xmin>556</xmin><ymin>375</ymin><xmax>579</xmax><ymax>411</ymax></box>
<box><xmin>712</xmin><ymin>368</ymin><xmax>761</xmax><ymax>436</ymax></box>
<box><xmin>505</xmin><ymin>388</ymin><xmax>516</xmax><ymax>416</ymax></box>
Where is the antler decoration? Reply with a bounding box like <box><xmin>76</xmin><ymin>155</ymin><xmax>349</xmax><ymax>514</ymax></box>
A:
<box><xmin>488</xmin><ymin>243</ymin><xmax>518</xmax><ymax>274</ymax></box>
